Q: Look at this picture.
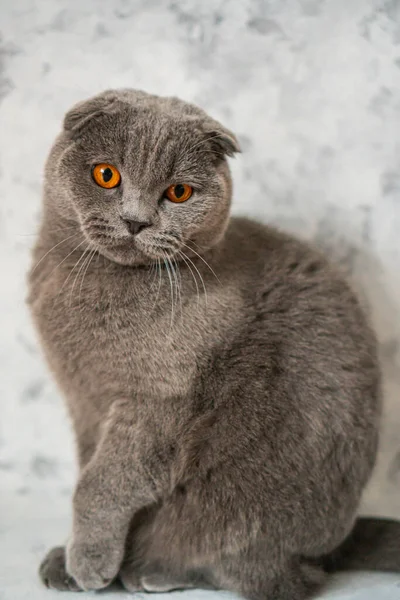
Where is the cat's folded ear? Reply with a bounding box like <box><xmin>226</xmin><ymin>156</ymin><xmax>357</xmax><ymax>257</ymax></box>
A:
<box><xmin>203</xmin><ymin>120</ymin><xmax>241</xmax><ymax>157</ymax></box>
<box><xmin>63</xmin><ymin>91</ymin><xmax>119</xmax><ymax>133</ymax></box>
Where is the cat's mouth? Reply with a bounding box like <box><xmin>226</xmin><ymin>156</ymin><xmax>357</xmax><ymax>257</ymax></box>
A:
<box><xmin>85</xmin><ymin>230</ymin><xmax>186</xmax><ymax>265</ymax></box>
<box><xmin>132</xmin><ymin>231</ymin><xmax>184</xmax><ymax>260</ymax></box>
<box><xmin>81</xmin><ymin>217</ymin><xmax>189</xmax><ymax>263</ymax></box>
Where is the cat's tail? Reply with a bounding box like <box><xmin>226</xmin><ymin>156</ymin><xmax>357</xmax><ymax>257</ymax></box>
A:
<box><xmin>319</xmin><ymin>517</ymin><xmax>400</xmax><ymax>573</ymax></box>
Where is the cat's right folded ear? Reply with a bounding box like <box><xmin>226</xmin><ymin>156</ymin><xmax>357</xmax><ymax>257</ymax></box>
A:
<box><xmin>63</xmin><ymin>91</ymin><xmax>119</xmax><ymax>133</ymax></box>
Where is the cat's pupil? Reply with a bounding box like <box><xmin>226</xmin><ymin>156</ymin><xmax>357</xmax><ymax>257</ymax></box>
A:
<box><xmin>102</xmin><ymin>168</ymin><xmax>113</xmax><ymax>183</ymax></box>
<box><xmin>175</xmin><ymin>184</ymin><xmax>185</xmax><ymax>198</ymax></box>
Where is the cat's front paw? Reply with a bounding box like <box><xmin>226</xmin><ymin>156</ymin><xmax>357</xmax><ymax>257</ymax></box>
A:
<box><xmin>66</xmin><ymin>538</ymin><xmax>122</xmax><ymax>591</ymax></box>
<box><xmin>39</xmin><ymin>546</ymin><xmax>81</xmax><ymax>591</ymax></box>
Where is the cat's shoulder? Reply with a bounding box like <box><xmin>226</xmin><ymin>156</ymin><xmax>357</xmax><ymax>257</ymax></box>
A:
<box><xmin>222</xmin><ymin>216</ymin><xmax>356</xmax><ymax>302</ymax></box>
<box><xmin>224</xmin><ymin>216</ymin><xmax>326</xmax><ymax>267</ymax></box>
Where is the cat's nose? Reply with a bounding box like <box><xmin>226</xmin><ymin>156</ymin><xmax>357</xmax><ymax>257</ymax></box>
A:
<box><xmin>122</xmin><ymin>219</ymin><xmax>151</xmax><ymax>236</ymax></box>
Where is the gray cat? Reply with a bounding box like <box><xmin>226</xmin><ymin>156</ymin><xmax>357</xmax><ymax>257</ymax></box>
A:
<box><xmin>28</xmin><ymin>89</ymin><xmax>399</xmax><ymax>599</ymax></box>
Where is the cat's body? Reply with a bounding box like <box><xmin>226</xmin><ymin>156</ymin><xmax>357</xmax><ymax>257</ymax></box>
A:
<box><xmin>28</xmin><ymin>90</ymin><xmax>399</xmax><ymax>599</ymax></box>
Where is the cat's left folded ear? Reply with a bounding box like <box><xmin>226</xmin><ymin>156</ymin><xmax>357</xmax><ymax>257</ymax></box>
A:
<box><xmin>202</xmin><ymin>120</ymin><xmax>241</xmax><ymax>157</ymax></box>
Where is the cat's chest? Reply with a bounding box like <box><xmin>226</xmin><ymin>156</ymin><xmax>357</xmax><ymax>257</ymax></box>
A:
<box><xmin>91</xmin><ymin>298</ymin><xmax>204</xmax><ymax>396</ymax></box>
<box><xmin>42</xmin><ymin>264</ymin><xmax>239</xmax><ymax>400</ymax></box>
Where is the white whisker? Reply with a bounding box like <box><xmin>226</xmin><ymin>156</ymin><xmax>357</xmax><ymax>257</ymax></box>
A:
<box><xmin>169</xmin><ymin>255</ymin><xmax>182</xmax><ymax>320</ymax></box>
<box><xmin>163</xmin><ymin>254</ymin><xmax>175</xmax><ymax>332</ymax></box>
<box><xmin>181</xmin><ymin>241</ymin><xmax>221</xmax><ymax>284</ymax></box>
<box><xmin>69</xmin><ymin>248</ymin><xmax>92</xmax><ymax>308</ymax></box>
<box><xmin>31</xmin><ymin>233</ymin><xmax>80</xmax><ymax>274</ymax></box>
<box><xmin>57</xmin><ymin>247</ymin><xmax>90</xmax><ymax>303</ymax></box>
<box><xmin>79</xmin><ymin>248</ymin><xmax>97</xmax><ymax>308</ymax></box>
<box><xmin>179</xmin><ymin>250</ymin><xmax>207</xmax><ymax>305</ymax></box>
<box><xmin>177</xmin><ymin>250</ymin><xmax>200</xmax><ymax>307</ymax></box>
<box><xmin>172</xmin><ymin>256</ymin><xmax>183</xmax><ymax>314</ymax></box>
<box><xmin>48</xmin><ymin>240</ymin><xmax>87</xmax><ymax>283</ymax></box>
<box><xmin>149</xmin><ymin>258</ymin><xmax>163</xmax><ymax>316</ymax></box>
<box><xmin>17</xmin><ymin>225</ymin><xmax>78</xmax><ymax>238</ymax></box>
<box><xmin>147</xmin><ymin>260</ymin><xmax>159</xmax><ymax>294</ymax></box>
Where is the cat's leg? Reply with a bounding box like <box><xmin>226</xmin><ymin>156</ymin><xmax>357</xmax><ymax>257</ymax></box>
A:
<box><xmin>38</xmin><ymin>545</ymin><xmax>208</xmax><ymax>594</ymax></box>
<box><xmin>39</xmin><ymin>546</ymin><xmax>213</xmax><ymax>594</ymax></box>
<box><xmin>39</xmin><ymin>547</ymin><xmax>81</xmax><ymax>592</ymax></box>
<box><xmin>120</xmin><ymin>532</ymin><xmax>324</xmax><ymax>600</ymax></box>
<box><xmin>119</xmin><ymin>494</ymin><xmax>325</xmax><ymax>600</ymax></box>
<box><xmin>65</xmin><ymin>400</ymin><xmax>171</xmax><ymax>591</ymax></box>
<box><xmin>141</xmin><ymin>571</ymin><xmax>216</xmax><ymax>592</ymax></box>
<box><xmin>38</xmin><ymin>424</ymin><xmax>99</xmax><ymax>589</ymax></box>
<box><xmin>117</xmin><ymin>500</ymin><xmax>217</xmax><ymax>593</ymax></box>
<box><xmin>120</xmin><ymin>567</ymin><xmax>216</xmax><ymax>593</ymax></box>
<box><xmin>214</xmin><ymin>554</ymin><xmax>325</xmax><ymax>600</ymax></box>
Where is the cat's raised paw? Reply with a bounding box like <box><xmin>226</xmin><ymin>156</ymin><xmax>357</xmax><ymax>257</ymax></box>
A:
<box><xmin>39</xmin><ymin>546</ymin><xmax>81</xmax><ymax>591</ymax></box>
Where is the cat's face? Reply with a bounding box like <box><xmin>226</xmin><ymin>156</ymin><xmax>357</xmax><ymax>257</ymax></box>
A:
<box><xmin>49</xmin><ymin>90</ymin><xmax>239</xmax><ymax>266</ymax></box>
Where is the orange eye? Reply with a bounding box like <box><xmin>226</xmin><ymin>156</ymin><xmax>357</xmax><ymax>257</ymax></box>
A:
<box><xmin>165</xmin><ymin>184</ymin><xmax>193</xmax><ymax>203</ymax></box>
<box><xmin>92</xmin><ymin>163</ymin><xmax>121</xmax><ymax>189</ymax></box>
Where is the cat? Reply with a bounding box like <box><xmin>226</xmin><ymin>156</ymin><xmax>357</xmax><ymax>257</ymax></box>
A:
<box><xmin>28</xmin><ymin>89</ymin><xmax>400</xmax><ymax>599</ymax></box>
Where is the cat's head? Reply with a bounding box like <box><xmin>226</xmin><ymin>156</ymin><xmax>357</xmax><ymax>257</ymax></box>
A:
<box><xmin>46</xmin><ymin>89</ymin><xmax>240</xmax><ymax>266</ymax></box>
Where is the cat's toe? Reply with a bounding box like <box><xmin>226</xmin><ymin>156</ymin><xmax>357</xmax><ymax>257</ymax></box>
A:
<box><xmin>66</xmin><ymin>539</ymin><xmax>121</xmax><ymax>591</ymax></box>
<box><xmin>118</xmin><ymin>565</ymin><xmax>144</xmax><ymax>593</ymax></box>
<box><xmin>39</xmin><ymin>546</ymin><xmax>81</xmax><ymax>591</ymax></box>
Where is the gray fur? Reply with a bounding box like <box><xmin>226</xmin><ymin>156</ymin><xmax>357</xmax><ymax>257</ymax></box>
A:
<box><xmin>28</xmin><ymin>89</ymin><xmax>398</xmax><ymax>599</ymax></box>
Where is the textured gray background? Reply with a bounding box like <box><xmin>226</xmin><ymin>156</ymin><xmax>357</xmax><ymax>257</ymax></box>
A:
<box><xmin>0</xmin><ymin>0</ymin><xmax>399</xmax><ymax>598</ymax></box>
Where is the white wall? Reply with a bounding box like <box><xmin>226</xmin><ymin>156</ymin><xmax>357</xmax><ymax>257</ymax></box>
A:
<box><xmin>1</xmin><ymin>0</ymin><xmax>399</xmax><ymax>520</ymax></box>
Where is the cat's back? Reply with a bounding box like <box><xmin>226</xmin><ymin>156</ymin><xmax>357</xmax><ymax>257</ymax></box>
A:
<box><xmin>223</xmin><ymin>216</ymin><xmax>369</xmax><ymax>328</ymax></box>
<box><xmin>222</xmin><ymin>215</ymin><xmax>341</xmax><ymax>284</ymax></box>
<box><xmin>220</xmin><ymin>215</ymin><xmax>380</xmax><ymax>419</ymax></box>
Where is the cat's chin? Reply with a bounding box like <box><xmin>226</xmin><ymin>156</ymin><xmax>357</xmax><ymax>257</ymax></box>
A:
<box><xmin>96</xmin><ymin>243</ymin><xmax>153</xmax><ymax>267</ymax></box>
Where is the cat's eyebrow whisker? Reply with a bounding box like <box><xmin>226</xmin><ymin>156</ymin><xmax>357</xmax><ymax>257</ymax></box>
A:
<box><xmin>177</xmin><ymin>250</ymin><xmax>200</xmax><ymax>307</ymax></box>
<box><xmin>31</xmin><ymin>233</ymin><xmax>80</xmax><ymax>273</ymax></box>
<box><xmin>181</xmin><ymin>241</ymin><xmax>220</xmax><ymax>285</ymax></box>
